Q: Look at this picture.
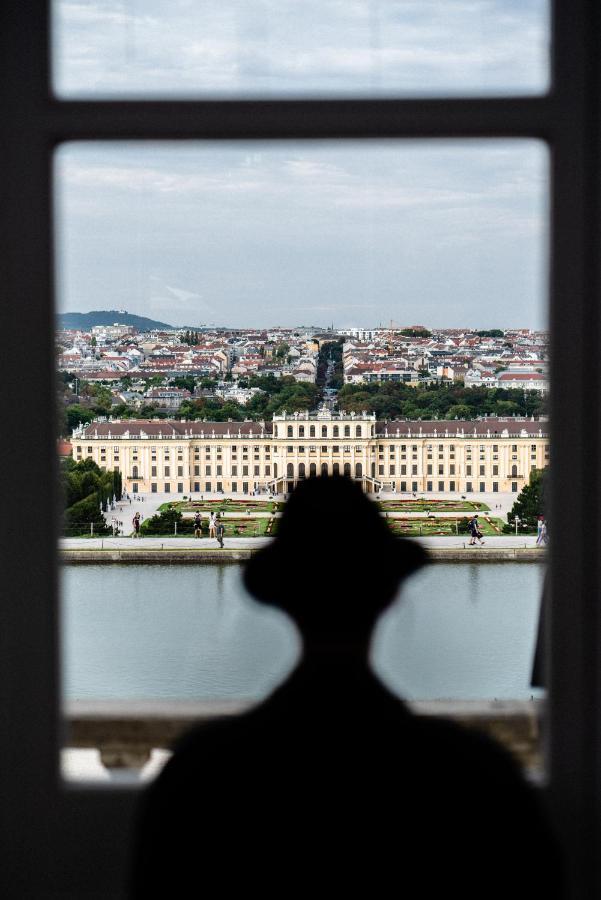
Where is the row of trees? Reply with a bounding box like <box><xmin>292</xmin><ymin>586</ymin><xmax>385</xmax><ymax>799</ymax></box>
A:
<box><xmin>60</xmin><ymin>367</ymin><xmax>547</xmax><ymax>435</ymax></box>
<box><xmin>337</xmin><ymin>382</ymin><xmax>547</xmax><ymax>420</ymax></box>
<box><xmin>180</xmin><ymin>330</ymin><xmax>201</xmax><ymax>345</ymax></box>
<box><xmin>62</xmin><ymin>457</ymin><xmax>122</xmax><ymax>536</ymax></box>
<box><xmin>177</xmin><ymin>376</ymin><xmax>320</xmax><ymax>421</ymax></box>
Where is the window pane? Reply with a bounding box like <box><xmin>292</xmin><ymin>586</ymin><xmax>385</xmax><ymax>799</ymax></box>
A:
<box><xmin>52</xmin><ymin>0</ymin><xmax>550</xmax><ymax>99</ymax></box>
<box><xmin>56</xmin><ymin>140</ymin><xmax>548</xmax><ymax>781</ymax></box>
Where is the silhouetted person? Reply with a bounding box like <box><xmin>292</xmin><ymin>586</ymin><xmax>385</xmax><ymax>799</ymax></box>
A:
<box><xmin>131</xmin><ymin>476</ymin><xmax>562</xmax><ymax>898</ymax></box>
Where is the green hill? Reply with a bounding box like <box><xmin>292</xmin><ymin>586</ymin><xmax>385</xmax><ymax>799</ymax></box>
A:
<box><xmin>57</xmin><ymin>310</ymin><xmax>175</xmax><ymax>331</ymax></box>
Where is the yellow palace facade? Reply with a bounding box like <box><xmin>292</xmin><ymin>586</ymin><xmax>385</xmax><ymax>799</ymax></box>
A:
<box><xmin>71</xmin><ymin>410</ymin><xmax>549</xmax><ymax>496</ymax></box>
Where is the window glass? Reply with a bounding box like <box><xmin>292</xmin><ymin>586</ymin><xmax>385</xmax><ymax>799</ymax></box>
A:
<box><xmin>52</xmin><ymin>0</ymin><xmax>550</xmax><ymax>99</ymax></box>
<box><xmin>56</xmin><ymin>139</ymin><xmax>549</xmax><ymax>781</ymax></box>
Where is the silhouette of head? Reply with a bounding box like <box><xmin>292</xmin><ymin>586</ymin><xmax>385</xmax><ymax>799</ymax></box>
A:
<box><xmin>244</xmin><ymin>476</ymin><xmax>427</xmax><ymax>644</ymax></box>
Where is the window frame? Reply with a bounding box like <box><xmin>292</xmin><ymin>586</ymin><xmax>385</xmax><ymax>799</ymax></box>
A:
<box><xmin>1</xmin><ymin>1</ymin><xmax>600</xmax><ymax>896</ymax></box>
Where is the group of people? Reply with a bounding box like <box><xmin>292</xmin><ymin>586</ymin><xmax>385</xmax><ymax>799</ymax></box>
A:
<box><xmin>193</xmin><ymin>511</ymin><xmax>225</xmax><ymax>547</ymax></box>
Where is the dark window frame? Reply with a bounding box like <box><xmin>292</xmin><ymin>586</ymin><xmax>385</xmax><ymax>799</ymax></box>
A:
<box><xmin>3</xmin><ymin>2</ymin><xmax>600</xmax><ymax>896</ymax></box>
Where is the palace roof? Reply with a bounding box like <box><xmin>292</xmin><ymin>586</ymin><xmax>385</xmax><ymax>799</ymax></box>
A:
<box><xmin>76</xmin><ymin>416</ymin><xmax>548</xmax><ymax>440</ymax></box>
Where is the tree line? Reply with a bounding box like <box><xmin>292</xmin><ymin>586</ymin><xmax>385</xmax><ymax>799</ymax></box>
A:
<box><xmin>337</xmin><ymin>381</ymin><xmax>547</xmax><ymax>420</ymax></box>
<box><xmin>62</xmin><ymin>457</ymin><xmax>122</xmax><ymax>536</ymax></box>
<box><xmin>59</xmin><ymin>369</ymin><xmax>547</xmax><ymax>436</ymax></box>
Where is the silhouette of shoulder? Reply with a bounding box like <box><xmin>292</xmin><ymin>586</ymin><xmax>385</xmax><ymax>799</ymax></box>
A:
<box><xmin>131</xmin><ymin>672</ymin><xmax>562</xmax><ymax>899</ymax></box>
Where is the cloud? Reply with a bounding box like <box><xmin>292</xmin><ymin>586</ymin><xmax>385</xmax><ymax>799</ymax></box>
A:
<box><xmin>54</xmin><ymin>133</ymin><xmax>547</xmax><ymax>329</ymax></box>
<box><xmin>53</xmin><ymin>0</ymin><xmax>548</xmax><ymax>96</ymax></box>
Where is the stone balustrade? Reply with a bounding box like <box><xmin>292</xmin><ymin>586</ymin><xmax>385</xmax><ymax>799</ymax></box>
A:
<box><xmin>65</xmin><ymin>698</ymin><xmax>544</xmax><ymax>779</ymax></box>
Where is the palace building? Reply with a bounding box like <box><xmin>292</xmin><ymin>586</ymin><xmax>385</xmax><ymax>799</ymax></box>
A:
<box><xmin>71</xmin><ymin>409</ymin><xmax>549</xmax><ymax>496</ymax></box>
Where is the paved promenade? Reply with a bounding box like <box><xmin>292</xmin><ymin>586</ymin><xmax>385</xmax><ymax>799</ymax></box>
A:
<box><xmin>60</xmin><ymin>534</ymin><xmax>544</xmax><ymax>551</ymax></box>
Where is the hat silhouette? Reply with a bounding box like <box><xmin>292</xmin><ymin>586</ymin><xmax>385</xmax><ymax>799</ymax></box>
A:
<box><xmin>244</xmin><ymin>476</ymin><xmax>427</xmax><ymax>624</ymax></box>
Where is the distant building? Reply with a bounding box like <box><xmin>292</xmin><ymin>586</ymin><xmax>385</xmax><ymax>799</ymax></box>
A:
<box><xmin>72</xmin><ymin>412</ymin><xmax>549</xmax><ymax>496</ymax></box>
<box><xmin>91</xmin><ymin>324</ymin><xmax>137</xmax><ymax>339</ymax></box>
<box><xmin>143</xmin><ymin>387</ymin><xmax>192</xmax><ymax>409</ymax></box>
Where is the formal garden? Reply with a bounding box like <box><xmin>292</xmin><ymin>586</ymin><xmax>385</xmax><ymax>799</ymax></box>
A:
<box><xmin>387</xmin><ymin>515</ymin><xmax>504</xmax><ymax>538</ymax></box>
<box><xmin>140</xmin><ymin>507</ymin><xmax>276</xmax><ymax>537</ymax></box>
<box><xmin>161</xmin><ymin>498</ymin><xmax>281</xmax><ymax>514</ymax></box>
<box><xmin>377</xmin><ymin>499</ymin><xmax>490</xmax><ymax>513</ymax></box>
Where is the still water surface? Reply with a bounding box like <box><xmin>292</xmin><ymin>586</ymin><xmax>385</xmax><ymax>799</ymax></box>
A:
<box><xmin>61</xmin><ymin>562</ymin><xmax>544</xmax><ymax>702</ymax></box>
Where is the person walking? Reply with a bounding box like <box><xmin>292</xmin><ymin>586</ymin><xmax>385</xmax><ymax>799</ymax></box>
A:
<box><xmin>473</xmin><ymin>514</ymin><xmax>485</xmax><ymax>546</ymax></box>
<box><xmin>216</xmin><ymin>518</ymin><xmax>225</xmax><ymax>549</ymax></box>
<box><xmin>194</xmin><ymin>513</ymin><xmax>202</xmax><ymax>539</ymax></box>
<box><xmin>537</xmin><ymin>518</ymin><xmax>548</xmax><ymax>546</ymax></box>
<box><xmin>132</xmin><ymin>511</ymin><xmax>141</xmax><ymax>538</ymax></box>
<box><xmin>467</xmin><ymin>515</ymin><xmax>476</xmax><ymax>545</ymax></box>
<box><xmin>209</xmin><ymin>512</ymin><xmax>217</xmax><ymax>539</ymax></box>
<box><xmin>468</xmin><ymin>514</ymin><xmax>485</xmax><ymax>546</ymax></box>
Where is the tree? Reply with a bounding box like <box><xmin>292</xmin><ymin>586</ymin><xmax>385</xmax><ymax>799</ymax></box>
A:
<box><xmin>446</xmin><ymin>404</ymin><xmax>472</xmax><ymax>419</ymax></box>
<box><xmin>476</xmin><ymin>329</ymin><xmax>504</xmax><ymax>338</ymax></box>
<box><xmin>66</xmin><ymin>404</ymin><xmax>95</xmax><ymax>432</ymax></box>
<box><xmin>144</xmin><ymin>376</ymin><xmax>166</xmax><ymax>389</ymax></box>
<box><xmin>141</xmin><ymin>507</ymin><xmax>194</xmax><ymax>536</ymax></box>
<box><xmin>139</xmin><ymin>404</ymin><xmax>159</xmax><ymax>417</ymax></box>
<box><xmin>506</xmin><ymin>468</ymin><xmax>546</xmax><ymax>533</ymax></box>
<box><xmin>170</xmin><ymin>375</ymin><xmax>196</xmax><ymax>393</ymax></box>
<box><xmin>61</xmin><ymin>457</ymin><xmax>115</xmax><ymax>535</ymax></box>
<box><xmin>64</xmin><ymin>494</ymin><xmax>111</xmax><ymax>536</ymax></box>
<box><xmin>400</xmin><ymin>328</ymin><xmax>432</xmax><ymax>338</ymax></box>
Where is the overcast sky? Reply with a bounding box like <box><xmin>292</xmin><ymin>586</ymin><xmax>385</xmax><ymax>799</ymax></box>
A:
<box><xmin>53</xmin><ymin>2</ymin><xmax>549</xmax><ymax>330</ymax></box>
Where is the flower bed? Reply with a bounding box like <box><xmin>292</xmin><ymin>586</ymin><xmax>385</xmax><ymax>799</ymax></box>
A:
<box><xmin>388</xmin><ymin>516</ymin><xmax>503</xmax><ymax>537</ymax></box>
<box><xmin>183</xmin><ymin>516</ymin><xmax>273</xmax><ymax>537</ymax></box>
<box><xmin>379</xmin><ymin>499</ymin><xmax>490</xmax><ymax>513</ymax></box>
<box><xmin>162</xmin><ymin>499</ymin><xmax>280</xmax><ymax>514</ymax></box>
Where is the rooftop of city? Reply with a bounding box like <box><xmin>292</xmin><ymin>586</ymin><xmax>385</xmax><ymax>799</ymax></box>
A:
<box><xmin>57</xmin><ymin>313</ymin><xmax>549</xmax><ymax>439</ymax></box>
